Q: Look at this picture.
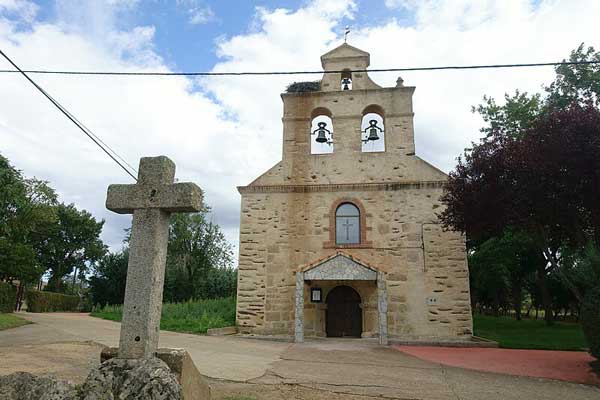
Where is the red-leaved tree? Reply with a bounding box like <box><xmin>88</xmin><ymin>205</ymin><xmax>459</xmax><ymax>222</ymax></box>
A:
<box><xmin>440</xmin><ymin>103</ymin><xmax>600</xmax><ymax>322</ymax></box>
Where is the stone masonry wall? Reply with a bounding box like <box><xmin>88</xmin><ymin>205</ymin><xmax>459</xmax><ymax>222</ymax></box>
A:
<box><xmin>236</xmin><ymin>44</ymin><xmax>472</xmax><ymax>339</ymax></box>
<box><xmin>236</xmin><ymin>185</ymin><xmax>473</xmax><ymax>339</ymax></box>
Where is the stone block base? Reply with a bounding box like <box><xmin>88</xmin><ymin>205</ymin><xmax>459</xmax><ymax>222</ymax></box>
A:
<box><xmin>206</xmin><ymin>326</ymin><xmax>237</xmax><ymax>336</ymax></box>
<box><xmin>101</xmin><ymin>347</ymin><xmax>211</xmax><ymax>400</ymax></box>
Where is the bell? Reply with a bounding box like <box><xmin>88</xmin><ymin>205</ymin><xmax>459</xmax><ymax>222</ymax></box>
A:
<box><xmin>367</xmin><ymin>120</ymin><xmax>380</xmax><ymax>141</ymax></box>
<box><xmin>368</xmin><ymin>127</ymin><xmax>380</xmax><ymax>141</ymax></box>
<box><xmin>316</xmin><ymin>129</ymin><xmax>328</xmax><ymax>143</ymax></box>
<box><xmin>341</xmin><ymin>78</ymin><xmax>351</xmax><ymax>91</ymax></box>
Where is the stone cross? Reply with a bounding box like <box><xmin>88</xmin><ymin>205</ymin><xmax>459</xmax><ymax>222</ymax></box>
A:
<box><xmin>106</xmin><ymin>156</ymin><xmax>202</xmax><ymax>359</ymax></box>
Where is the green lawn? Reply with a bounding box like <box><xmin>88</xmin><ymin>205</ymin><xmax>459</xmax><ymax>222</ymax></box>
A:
<box><xmin>91</xmin><ymin>297</ymin><xmax>236</xmax><ymax>334</ymax></box>
<box><xmin>0</xmin><ymin>313</ymin><xmax>31</xmax><ymax>331</ymax></box>
<box><xmin>473</xmin><ymin>314</ymin><xmax>588</xmax><ymax>351</ymax></box>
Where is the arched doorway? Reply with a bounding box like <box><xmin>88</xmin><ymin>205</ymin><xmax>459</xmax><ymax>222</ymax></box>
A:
<box><xmin>326</xmin><ymin>285</ymin><xmax>362</xmax><ymax>337</ymax></box>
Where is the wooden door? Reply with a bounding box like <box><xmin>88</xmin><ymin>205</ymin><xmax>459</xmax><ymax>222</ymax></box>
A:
<box><xmin>326</xmin><ymin>285</ymin><xmax>362</xmax><ymax>337</ymax></box>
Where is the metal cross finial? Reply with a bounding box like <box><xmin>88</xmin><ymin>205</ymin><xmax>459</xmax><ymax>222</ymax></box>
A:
<box><xmin>344</xmin><ymin>26</ymin><xmax>350</xmax><ymax>43</ymax></box>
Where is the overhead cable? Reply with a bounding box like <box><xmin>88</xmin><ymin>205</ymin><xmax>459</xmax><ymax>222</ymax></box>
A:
<box><xmin>0</xmin><ymin>49</ymin><xmax>138</xmax><ymax>181</ymax></box>
<box><xmin>0</xmin><ymin>61</ymin><xmax>598</xmax><ymax>77</ymax></box>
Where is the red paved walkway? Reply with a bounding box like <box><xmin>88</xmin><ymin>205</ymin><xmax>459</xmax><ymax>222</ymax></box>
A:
<box><xmin>394</xmin><ymin>345</ymin><xmax>599</xmax><ymax>385</ymax></box>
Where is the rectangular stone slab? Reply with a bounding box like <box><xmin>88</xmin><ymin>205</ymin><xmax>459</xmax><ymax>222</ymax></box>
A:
<box><xmin>106</xmin><ymin>183</ymin><xmax>202</xmax><ymax>214</ymax></box>
<box><xmin>101</xmin><ymin>347</ymin><xmax>212</xmax><ymax>400</ymax></box>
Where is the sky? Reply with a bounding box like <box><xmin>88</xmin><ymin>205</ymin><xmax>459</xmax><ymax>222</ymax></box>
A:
<box><xmin>1</xmin><ymin>0</ymin><xmax>599</xmax><ymax>258</ymax></box>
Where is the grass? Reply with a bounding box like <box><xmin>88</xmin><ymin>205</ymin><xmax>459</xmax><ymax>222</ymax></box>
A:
<box><xmin>90</xmin><ymin>296</ymin><xmax>236</xmax><ymax>334</ymax></box>
<box><xmin>473</xmin><ymin>314</ymin><xmax>588</xmax><ymax>351</ymax></box>
<box><xmin>0</xmin><ymin>313</ymin><xmax>31</xmax><ymax>331</ymax></box>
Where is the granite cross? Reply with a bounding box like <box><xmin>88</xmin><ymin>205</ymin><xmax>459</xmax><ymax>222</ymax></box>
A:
<box><xmin>106</xmin><ymin>156</ymin><xmax>202</xmax><ymax>359</ymax></box>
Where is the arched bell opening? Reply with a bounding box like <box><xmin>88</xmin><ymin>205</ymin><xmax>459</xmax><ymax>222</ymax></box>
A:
<box><xmin>341</xmin><ymin>69</ymin><xmax>353</xmax><ymax>90</ymax></box>
<box><xmin>326</xmin><ymin>285</ymin><xmax>362</xmax><ymax>338</ymax></box>
<box><xmin>361</xmin><ymin>105</ymin><xmax>385</xmax><ymax>153</ymax></box>
<box><xmin>310</xmin><ymin>107</ymin><xmax>334</xmax><ymax>154</ymax></box>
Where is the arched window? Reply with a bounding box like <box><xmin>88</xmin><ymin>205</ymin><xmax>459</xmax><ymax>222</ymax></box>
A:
<box><xmin>336</xmin><ymin>203</ymin><xmax>360</xmax><ymax>245</ymax></box>
<box><xmin>311</xmin><ymin>108</ymin><xmax>333</xmax><ymax>154</ymax></box>
<box><xmin>361</xmin><ymin>105</ymin><xmax>385</xmax><ymax>152</ymax></box>
<box><xmin>341</xmin><ymin>69</ymin><xmax>352</xmax><ymax>90</ymax></box>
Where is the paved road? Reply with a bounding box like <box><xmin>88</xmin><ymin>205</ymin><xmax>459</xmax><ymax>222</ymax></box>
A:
<box><xmin>0</xmin><ymin>312</ymin><xmax>288</xmax><ymax>381</ymax></box>
<box><xmin>1</xmin><ymin>313</ymin><xmax>599</xmax><ymax>400</ymax></box>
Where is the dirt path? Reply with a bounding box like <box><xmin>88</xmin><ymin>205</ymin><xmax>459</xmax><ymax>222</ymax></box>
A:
<box><xmin>0</xmin><ymin>313</ymin><xmax>599</xmax><ymax>400</ymax></box>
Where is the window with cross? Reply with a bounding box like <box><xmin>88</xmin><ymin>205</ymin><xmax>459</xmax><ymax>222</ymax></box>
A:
<box><xmin>335</xmin><ymin>203</ymin><xmax>360</xmax><ymax>245</ymax></box>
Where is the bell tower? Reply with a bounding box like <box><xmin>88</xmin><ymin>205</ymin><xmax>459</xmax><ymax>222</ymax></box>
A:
<box><xmin>319</xmin><ymin>43</ymin><xmax>380</xmax><ymax>91</ymax></box>
<box><xmin>266</xmin><ymin>43</ymin><xmax>444</xmax><ymax>187</ymax></box>
<box><xmin>236</xmin><ymin>43</ymin><xmax>472</xmax><ymax>342</ymax></box>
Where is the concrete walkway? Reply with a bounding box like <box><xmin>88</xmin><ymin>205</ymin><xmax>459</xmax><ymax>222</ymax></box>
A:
<box><xmin>0</xmin><ymin>312</ymin><xmax>287</xmax><ymax>381</ymax></box>
<box><xmin>1</xmin><ymin>313</ymin><xmax>599</xmax><ymax>400</ymax></box>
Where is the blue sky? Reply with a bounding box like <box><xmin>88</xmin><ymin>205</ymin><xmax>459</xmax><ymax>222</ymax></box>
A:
<box><xmin>27</xmin><ymin>0</ymin><xmax>411</xmax><ymax>73</ymax></box>
<box><xmin>1</xmin><ymin>0</ymin><xmax>599</xmax><ymax>256</ymax></box>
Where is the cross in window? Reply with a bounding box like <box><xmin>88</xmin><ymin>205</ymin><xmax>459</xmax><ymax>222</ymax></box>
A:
<box><xmin>342</xmin><ymin>218</ymin><xmax>354</xmax><ymax>241</ymax></box>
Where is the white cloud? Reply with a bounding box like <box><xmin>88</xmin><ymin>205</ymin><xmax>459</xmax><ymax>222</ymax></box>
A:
<box><xmin>384</xmin><ymin>0</ymin><xmax>412</xmax><ymax>9</ymax></box>
<box><xmin>188</xmin><ymin>6</ymin><xmax>214</xmax><ymax>25</ymax></box>
<box><xmin>175</xmin><ymin>0</ymin><xmax>215</xmax><ymax>25</ymax></box>
<box><xmin>1</xmin><ymin>0</ymin><xmax>599</xmax><ymax>256</ymax></box>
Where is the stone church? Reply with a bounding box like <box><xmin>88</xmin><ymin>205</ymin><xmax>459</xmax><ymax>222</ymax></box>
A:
<box><xmin>236</xmin><ymin>43</ymin><xmax>472</xmax><ymax>344</ymax></box>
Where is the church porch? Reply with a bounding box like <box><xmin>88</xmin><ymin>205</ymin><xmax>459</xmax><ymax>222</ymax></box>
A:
<box><xmin>294</xmin><ymin>252</ymin><xmax>388</xmax><ymax>345</ymax></box>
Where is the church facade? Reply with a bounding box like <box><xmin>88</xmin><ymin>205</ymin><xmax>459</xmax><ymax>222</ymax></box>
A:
<box><xmin>236</xmin><ymin>44</ymin><xmax>472</xmax><ymax>344</ymax></box>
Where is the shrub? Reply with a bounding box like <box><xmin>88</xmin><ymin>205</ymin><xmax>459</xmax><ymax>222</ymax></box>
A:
<box><xmin>91</xmin><ymin>297</ymin><xmax>236</xmax><ymax>334</ymax></box>
<box><xmin>0</xmin><ymin>282</ymin><xmax>17</xmax><ymax>313</ymax></box>
<box><xmin>581</xmin><ymin>286</ymin><xmax>600</xmax><ymax>360</ymax></box>
<box><xmin>25</xmin><ymin>290</ymin><xmax>80</xmax><ymax>313</ymax></box>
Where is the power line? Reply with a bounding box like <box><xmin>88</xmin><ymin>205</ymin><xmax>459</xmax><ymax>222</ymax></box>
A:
<box><xmin>0</xmin><ymin>60</ymin><xmax>598</xmax><ymax>77</ymax></box>
<box><xmin>0</xmin><ymin>49</ymin><xmax>138</xmax><ymax>181</ymax></box>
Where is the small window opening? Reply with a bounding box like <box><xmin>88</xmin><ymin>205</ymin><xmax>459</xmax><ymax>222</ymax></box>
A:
<box><xmin>341</xmin><ymin>70</ymin><xmax>352</xmax><ymax>90</ymax></box>
<box><xmin>311</xmin><ymin>114</ymin><xmax>333</xmax><ymax>154</ymax></box>
<box><xmin>336</xmin><ymin>203</ymin><xmax>360</xmax><ymax>245</ymax></box>
<box><xmin>361</xmin><ymin>112</ymin><xmax>385</xmax><ymax>152</ymax></box>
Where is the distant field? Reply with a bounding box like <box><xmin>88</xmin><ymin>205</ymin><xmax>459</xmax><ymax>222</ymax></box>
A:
<box><xmin>90</xmin><ymin>296</ymin><xmax>236</xmax><ymax>334</ymax></box>
<box><xmin>473</xmin><ymin>314</ymin><xmax>587</xmax><ymax>351</ymax></box>
<box><xmin>0</xmin><ymin>313</ymin><xmax>31</xmax><ymax>331</ymax></box>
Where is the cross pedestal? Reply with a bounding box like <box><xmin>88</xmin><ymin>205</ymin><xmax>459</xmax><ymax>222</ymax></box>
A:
<box><xmin>106</xmin><ymin>156</ymin><xmax>202</xmax><ymax>359</ymax></box>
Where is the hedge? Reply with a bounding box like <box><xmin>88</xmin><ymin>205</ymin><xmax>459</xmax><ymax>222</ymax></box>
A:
<box><xmin>581</xmin><ymin>286</ymin><xmax>600</xmax><ymax>360</ymax></box>
<box><xmin>0</xmin><ymin>282</ymin><xmax>17</xmax><ymax>313</ymax></box>
<box><xmin>25</xmin><ymin>290</ymin><xmax>80</xmax><ymax>313</ymax></box>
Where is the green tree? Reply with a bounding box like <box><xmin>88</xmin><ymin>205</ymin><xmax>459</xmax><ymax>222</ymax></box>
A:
<box><xmin>0</xmin><ymin>154</ymin><xmax>57</xmax><ymax>308</ymax></box>
<box><xmin>40</xmin><ymin>203</ymin><xmax>106</xmax><ymax>292</ymax></box>
<box><xmin>440</xmin><ymin>44</ymin><xmax>600</xmax><ymax>325</ymax></box>
<box><xmin>88</xmin><ymin>249</ymin><xmax>129</xmax><ymax>306</ymax></box>
<box><xmin>164</xmin><ymin>212</ymin><xmax>235</xmax><ymax>302</ymax></box>
<box><xmin>469</xmin><ymin>230</ymin><xmax>540</xmax><ymax>319</ymax></box>
<box><xmin>546</xmin><ymin>43</ymin><xmax>600</xmax><ymax>108</ymax></box>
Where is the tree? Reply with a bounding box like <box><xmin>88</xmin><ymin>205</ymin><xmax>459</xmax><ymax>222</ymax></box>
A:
<box><xmin>164</xmin><ymin>212</ymin><xmax>235</xmax><ymax>302</ymax></box>
<box><xmin>90</xmin><ymin>209</ymin><xmax>236</xmax><ymax>305</ymax></box>
<box><xmin>469</xmin><ymin>230</ymin><xmax>540</xmax><ymax>319</ymax></box>
<box><xmin>40</xmin><ymin>203</ymin><xmax>106</xmax><ymax>292</ymax></box>
<box><xmin>0</xmin><ymin>154</ymin><xmax>57</xmax><ymax>308</ymax></box>
<box><xmin>88</xmin><ymin>249</ymin><xmax>129</xmax><ymax>306</ymax></box>
<box><xmin>546</xmin><ymin>43</ymin><xmax>600</xmax><ymax>108</ymax></box>
<box><xmin>441</xmin><ymin>103</ymin><xmax>600</xmax><ymax>322</ymax></box>
<box><xmin>440</xmin><ymin>44</ymin><xmax>600</xmax><ymax>324</ymax></box>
